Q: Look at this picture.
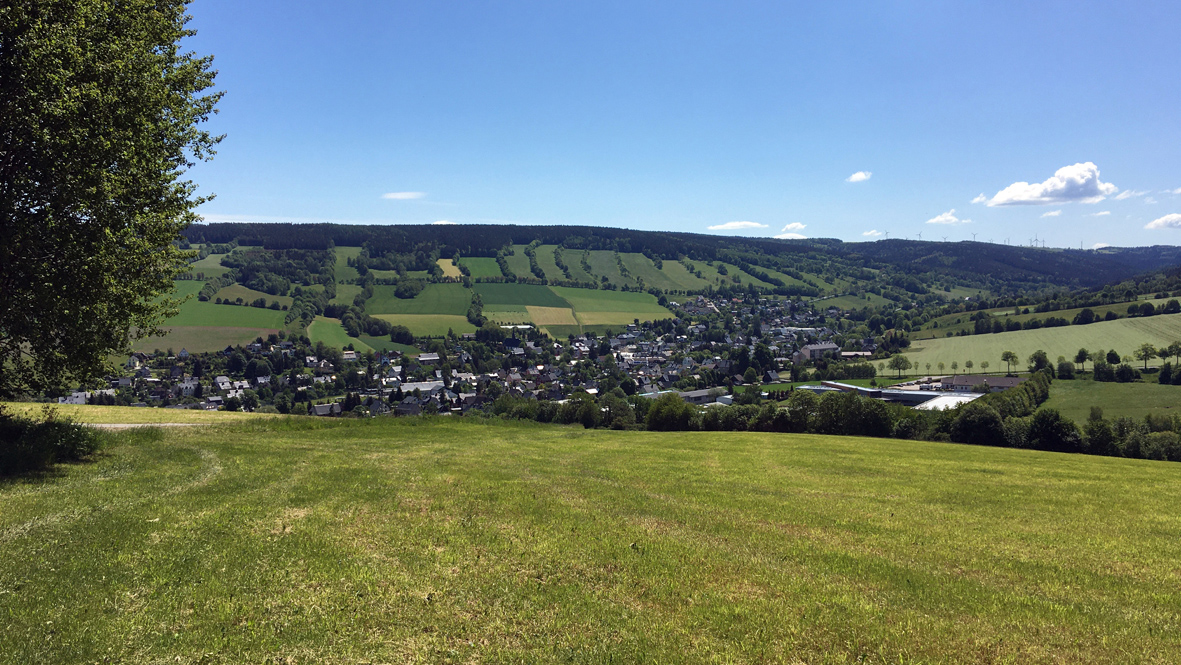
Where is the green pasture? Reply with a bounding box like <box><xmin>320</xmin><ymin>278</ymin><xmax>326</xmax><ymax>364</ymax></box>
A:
<box><xmin>503</xmin><ymin>245</ymin><xmax>533</xmax><ymax>277</ymax></box>
<box><xmin>656</xmin><ymin>260</ymin><xmax>713</xmax><ymax>291</ymax></box>
<box><xmin>532</xmin><ymin>245</ymin><xmax>568</xmax><ymax>282</ymax></box>
<box><xmin>474</xmin><ymin>283</ymin><xmax>569</xmax><ymax>308</ymax></box>
<box><xmin>372</xmin><ymin>314</ymin><xmax>475</xmax><ymax>337</ymax></box>
<box><xmin>334</xmin><ymin>246</ymin><xmax>362</xmax><ymax>282</ymax></box>
<box><xmin>3</xmin><ymin>417</ymin><xmax>1180</xmax><ymax>663</ymax></box>
<box><xmin>133</xmin><ymin>326</ymin><xmax>277</xmax><ymax>354</ymax></box>
<box><xmin>553</xmin><ymin>247</ymin><xmax>597</xmax><ymax>282</ymax></box>
<box><xmin>903</xmin><ymin>313</ymin><xmax>1181</xmax><ymax>375</ymax></box>
<box><xmin>821</xmin><ymin>292</ymin><xmax>893</xmax><ymax>309</ymax></box>
<box><xmin>585</xmin><ymin>250</ymin><xmax>633</xmax><ymax>287</ymax></box>
<box><xmin>367</xmin><ymin>283</ymin><xmax>471</xmax><ymax>316</ymax></box>
<box><xmin>213</xmin><ymin>284</ymin><xmax>293</xmax><ymax>307</ymax></box>
<box><xmin>913</xmin><ymin>297</ymin><xmax>1178</xmax><ymax>340</ymax></box>
<box><xmin>307</xmin><ymin>318</ymin><xmax>374</xmax><ymax>353</ymax></box>
<box><xmin>550</xmin><ymin>286</ymin><xmax>671</xmax><ymax>314</ymax></box>
<box><xmin>330</xmin><ymin>283</ymin><xmax>363</xmax><ymax>306</ymax></box>
<box><xmin>1043</xmin><ymin>376</ymin><xmax>1181</xmax><ymax>423</ymax></box>
<box><xmin>457</xmin><ymin>256</ymin><xmax>503</xmax><ymax>279</ymax></box>
<box><xmin>188</xmin><ymin>252</ymin><xmax>229</xmax><ymax>278</ymax></box>
<box><xmin>357</xmin><ymin>336</ymin><xmax>421</xmax><ymax>356</ymax></box>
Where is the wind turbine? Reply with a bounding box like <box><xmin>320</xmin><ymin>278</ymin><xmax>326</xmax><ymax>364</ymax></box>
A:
<box><xmin>916</xmin><ymin>231</ymin><xmax>923</xmax><ymax>241</ymax></box>
<box><xmin>942</xmin><ymin>236</ymin><xmax>948</xmax><ymax>242</ymax></box>
<box><xmin>971</xmin><ymin>232</ymin><xmax>977</xmax><ymax>241</ymax></box>
<box><xmin>884</xmin><ymin>231</ymin><xmax>889</xmax><ymax>239</ymax></box>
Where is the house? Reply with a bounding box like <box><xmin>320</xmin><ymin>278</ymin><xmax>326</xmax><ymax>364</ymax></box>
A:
<box><xmin>342</xmin><ymin>350</ymin><xmax>357</xmax><ymax>362</ymax></box>
<box><xmin>764</xmin><ymin>370</ymin><xmax>780</xmax><ymax>383</ymax></box>
<box><xmin>677</xmin><ymin>389</ymin><xmax>722</xmax><ymax>405</ymax></box>
<box><xmin>177</xmin><ymin>348</ymin><xmax>190</xmax><ymax>359</ymax></box>
<box><xmin>940</xmin><ymin>375</ymin><xmax>1026</xmax><ymax>393</ymax></box>
<box><xmin>58</xmin><ymin>391</ymin><xmax>90</xmax><ymax>405</ymax></box>
<box><xmin>418</xmin><ymin>352</ymin><xmax>441</xmax><ymax>364</ymax></box>
<box><xmin>214</xmin><ymin>375</ymin><xmax>232</xmax><ymax>392</ymax></box>
<box><xmin>312</xmin><ymin>402</ymin><xmax>342</xmax><ymax>417</ymax></box>
<box><xmin>395</xmin><ymin>396</ymin><xmax>422</xmax><ymax>416</ymax></box>
<box><xmin>793</xmin><ymin>342</ymin><xmax>840</xmax><ymax>363</ymax></box>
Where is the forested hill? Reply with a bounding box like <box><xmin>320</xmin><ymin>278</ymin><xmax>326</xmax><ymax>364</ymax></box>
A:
<box><xmin>183</xmin><ymin>222</ymin><xmax>1181</xmax><ymax>291</ymax></box>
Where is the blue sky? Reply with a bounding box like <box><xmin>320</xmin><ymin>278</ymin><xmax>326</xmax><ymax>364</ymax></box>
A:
<box><xmin>186</xmin><ymin>1</ymin><xmax>1181</xmax><ymax>248</ymax></box>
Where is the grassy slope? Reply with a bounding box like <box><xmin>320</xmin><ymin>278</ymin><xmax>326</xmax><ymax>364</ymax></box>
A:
<box><xmin>188</xmin><ymin>253</ymin><xmax>229</xmax><ymax>277</ymax></box>
<box><xmin>903</xmin><ymin>313</ymin><xmax>1181</xmax><ymax>374</ymax></box>
<box><xmin>330</xmin><ymin>283</ymin><xmax>363</xmax><ymax>306</ymax></box>
<box><xmin>656</xmin><ymin>260</ymin><xmax>712</xmax><ymax>291</ymax></box>
<box><xmin>436</xmin><ymin>259</ymin><xmax>463</xmax><ymax>278</ymax></box>
<box><xmin>586</xmin><ymin>250</ymin><xmax>634</xmax><ymax>288</ymax></box>
<box><xmin>335</xmin><ymin>247</ymin><xmax>362</xmax><ymax>282</ymax></box>
<box><xmin>457</xmin><ymin>257</ymin><xmax>502</xmax><ymax>278</ymax></box>
<box><xmin>1043</xmin><ymin>377</ymin><xmax>1181</xmax><ymax>423</ymax></box>
<box><xmin>213</xmin><ymin>284</ymin><xmax>294</xmax><ymax>308</ymax></box>
<box><xmin>474</xmin><ymin>283</ymin><xmax>569</xmax><ymax>308</ymax></box>
<box><xmin>308</xmin><ymin>317</ymin><xmax>375</xmax><ymax>352</ymax></box>
<box><xmin>913</xmin><ymin>297</ymin><xmax>1178</xmax><ymax>340</ymax></box>
<box><xmin>133</xmin><ymin>327</ymin><xmax>277</xmax><ymax>354</ymax></box>
<box><xmin>2</xmin><ymin>418</ymin><xmax>1179</xmax><ymax>663</ymax></box>
<box><xmin>533</xmin><ymin>245</ymin><xmax>568</xmax><ymax>282</ymax></box>
<box><xmin>504</xmin><ymin>245</ymin><xmax>533</xmax><ymax>277</ymax></box>
<box><xmin>367</xmin><ymin>283</ymin><xmax>471</xmax><ymax>316</ymax></box>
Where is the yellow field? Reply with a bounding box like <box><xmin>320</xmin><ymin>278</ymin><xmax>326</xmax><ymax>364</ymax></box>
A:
<box><xmin>525</xmin><ymin>306</ymin><xmax>578</xmax><ymax>325</ymax></box>
<box><xmin>0</xmin><ymin>403</ymin><xmax>281</xmax><ymax>424</ymax></box>
<box><xmin>436</xmin><ymin>259</ymin><xmax>463</xmax><ymax>278</ymax></box>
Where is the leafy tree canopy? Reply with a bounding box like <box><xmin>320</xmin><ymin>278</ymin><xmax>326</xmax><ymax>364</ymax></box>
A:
<box><xmin>0</xmin><ymin>0</ymin><xmax>221</xmax><ymax>397</ymax></box>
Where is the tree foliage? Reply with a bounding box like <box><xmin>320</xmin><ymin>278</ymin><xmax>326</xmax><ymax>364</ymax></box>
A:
<box><xmin>0</xmin><ymin>0</ymin><xmax>222</xmax><ymax>397</ymax></box>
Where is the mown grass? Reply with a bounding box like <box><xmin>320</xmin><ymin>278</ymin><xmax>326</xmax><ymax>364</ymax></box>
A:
<box><xmin>457</xmin><ymin>256</ymin><xmax>503</xmax><ymax>278</ymax></box>
<box><xmin>213</xmin><ymin>284</ymin><xmax>293</xmax><ymax>308</ymax></box>
<box><xmin>372</xmin><ymin>314</ymin><xmax>476</xmax><ymax>337</ymax></box>
<box><xmin>307</xmin><ymin>318</ymin><xmax>375</xmax><ymax>353</ymax></box>
<box><xmin>334</xmin><ymin>247</ymin><xmax>362</xmax><ymax>282</ymax></box>
<box><xmin>913</xmin><ymin>297</ymin><xmax>1178</xmax><ymax>340</ymax></box>
<box><xmin>367</xmin><ymin>283</ymin><xmax>472</xmax><ymax>316</ymax></box>
<box><xmin>904</xmin><ymin>313</ymin><xmax>1181</xmax><ymax>374</ymax></box>
<box><xmin>1042</xmin><ymin>376</ymin><xmax>1181</xmax><ymax>423</ymax></box>
<box><xmin>133</xmin><ymin>326</ymin><xmax>279</xmax><ymax>354</ymax></box>
<box><xmin>1</xmin><ymin>417</ymin><xmax>1179</xmax><ymax>663</ymax></box>
<box><xmin>188</xmin><ymin>253</ymin><xmax>230</xmax><ymax>278</ymax></box>
<box><xmin>474</xmin><ymin>283</ymin><xmax>569</xmax><ymax>308</ymax></box>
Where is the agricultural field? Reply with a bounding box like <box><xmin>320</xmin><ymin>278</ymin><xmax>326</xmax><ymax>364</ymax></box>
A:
<box><xmin>503</xmin><ymin>245</ymin><xmax>533</xmax><ymax>277</ymax></box>
<box><xmin>134</xmin><ymin>282</ymin><xmax>286</xmax><ymax>352</ymax></box>
<box><xmin>903</xmin><ymin>313</ymin><xmax>1181</xmax><ymax>375</ymax></box>
<box><xmin>474</xmin><ymin>283</ymin><xmax>569</xmax><ymax>308</ymax></box>
<box><xmin>366</xmin><ymin>283</ymin><xmax>471</xmax><ymax>316</ymax></box>
<box><xmin>457</xmin><ymin>256</ymin><xmax>502</xmax><ymax>279</ymax></box>
<box><xmin>552</xmin><ymin>247</ymin><xmax>596</xmax><ymax>282</ymax></box>
<box><xmin>1042</xmin><ymin>377</ymin><xmax>1181</xmax><ymax>423</ymax></box>
<box><xmin>435</xmin><ymin>258</ymin><xmax>463</xmax><ymax>278</ymax></box>
<box><xmin>188</xmin><ymin>252</ymin><xmax>229</xmax><ymax>278</ymax></box>
<box><xmin>332</xmin><ymin>246</ymin><xmax>362</xmax><ymax>282</ymax></box>
<box><xmin>133</xmin><ymin>326</ymin><xmax>278</xmax><ymax>354</ymax></box>
<box><xmin>213</xmin><ymin>284</ymin><xmax>293</xmax><ymax>308</ymax></box>
<box><xmin>307</xmin><ymin>318</ymin><xmax>374</xmax><ymax>353</ymax></box>
<box><xmin>3</xmin><ymin>418</ymin><xmax>1181</xmax><ymax>663</ymax></box>
<box><xmin>821</xmin><ymin>292</ymin><xmax>893</xmax><ymax>309</ymax></box>
<box><xmin>370</xmin><ymin>314</ymin><xmax>475</xmax><ymax>337</ymax></box>
<box><xmin>913</xmin><ymin>297</ymin><xmax>1179</xmax><ymax>340</ymax></box>
<box><xmin>656</xmin><ymin>260</ymin><xmax>713</xmax><ymax>291</ymax></box>
<box><xmin>357</xmin><ymin>336</ymin><xmax>421</xmax><ymax>356</ymax></box>
<box><xmin>532</xmin><ymin>245</ymin><xmax>569</xmax><ymax>282</ymax></box>
<box><xmin>330</xmin><ymin>283</ymin><xmax>363</xmax><ymax>306</ymax></box>
<box><xmin>584</xmin><ymin>250</ymin><xmax>634</xmax><ymax>288</ymax></box>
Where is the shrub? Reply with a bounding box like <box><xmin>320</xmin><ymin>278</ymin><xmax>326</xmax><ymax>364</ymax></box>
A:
<box><xmin>0</xmin><ymin>407</ymin><xmax>104</xmax><ymax>476</ymax></box>
<box><xmin>950</xmin><ymin>401</ymin><xmax>1005</xmax><ymax>447</ymax></box>
<box><xmin>1027</xmin><ymin>409</ymin><xmax>1082</xmax><ymax>453</ymax></box>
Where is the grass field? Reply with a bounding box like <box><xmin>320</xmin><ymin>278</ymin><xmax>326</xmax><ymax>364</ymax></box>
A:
<box><xmin>133</xmin><ymin>326</ymin><xmax>279</xmax><ymax>354</ymax></box>
<box><xmin>585</xmin><ymin>250</ymin><xmax>634</xmax><ymax>288</ymax></box>
<box><xmin>213</xmin><ymin>284</ymin><xmax>293</xmax><ymax>308</ymax></box>
<box><xmin>3</xmin><ymin>417</ymin><xmax>1180</xmax><ymax>663</ymax></box>
<box><xmin>503</xmin><ymin>245</ymin><xmax>533</xmax><ymax>277</ymax></box>
<box><xmin>188</xmin><ymin>252</ymin><xmax>229</xmax><ymax>278</ymax></box>
<box><xmin>357</xmin><ymin>336</ymin><xmax>421</xmax><ymax>356</ymax></box>
<box><xmin>372</xmin><ymin>314</ymin><xmax>475</xmax><ymax>337</ymax></box>
<box><xmin>330</xmin><ymin>283</ymin><xmax>363</xmax><ymax>306</ymax></box>
<box><xmin>525</xmin><ymin>305</ymin><xmax>578</xmax><ymax>325</ymax></box>
<box><xmin>307</xmin><ymin>318</ymin><xmax>375</xmax><ymax>353</ymax></box>
<box><xmin>474</xmin><ymin>283</ymin><xmax>569</xmax><ymax>308</ymax></box>
<box><xmin>457</xmin><ymin>256</ymin><xmax>502</xmax><ymax>278</ymax></box>
<box><xmin>822</xmin><ymin>292</ymin><xmax>893</xmax><ymax>309</ymax></box>
<box><xmin>903</xmin><ymin>313</ymin><xmax>1181</xmax><ymax>374</ymax></box>
<box><xmin>656</xmin><ymin>260</ymin><xmax>713</xmax><ymax>291</ymax></box>
<box><xmin>913</xmin><ymin>297</ymin><xmax>1179</xmax><ymax>340</ymax></box>
<box><xmin>0</xmin><ymin>403</ymin><xmax>281</xmax><ymax>424</ymax></box>
<box><xmin>532</xmin><ymin>245</ymin><xmax>568</xmax><ymax>282</ymax></box>
<box><xmin>367</xmin><ymin>283</ymin><xmax>471</xmax><ymax>316</ymax></box>
<box><xmin>334</xmin><ymin>246</ymin><xmax>362</xmax><ymax>282</ymax></box>
<box><xmin>1043</xmin><ymin>376</ymin><xmax>1181</xmax><ymax>423</ymax></box>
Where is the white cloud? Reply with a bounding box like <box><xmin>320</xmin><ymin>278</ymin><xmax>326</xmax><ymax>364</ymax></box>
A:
<box><xmin>432</xmin><ymin>220</ymin><xmax>456</xmax><ymax>225</ymax></box>
<box><xmin>1145</xmin><ymin>197</ymin><xmax>1158</xmax><ymax>205</ymax></box>
<box><xmin>971</xmin><ymin>193</ymin><xmax>987</xmax><ymax>204</ymax></box>
<box><xmin>1114</xmin><ymin>189</ymin><xmax>1147</xmax><ymax>200</ymax></box>
<box><xmin>926</xmin><ymin>209</ymin><xmax>971</xmax><ymax>225</ymax></box>
<box><xmin>1092</xmin><ymin>243</ymin><xmax>1111</xmax><ymax>249</ymax></box>
<box><xmin>1041</xmin><ymin>210</ymin><xmax>1062</xmax><ymax>218</ymax></box>
<box><xmin>780</xmin><ymin>222</ymin><xmax>806</xmax><ymax>231</ymax></box>
<box><xmin>1163</xmin><ymin>188</ymin><xmax>1181</xmax><ymax>195</ymax></box>
<box><xmin>774</xmin><ymin>233</ymin><xmax>808</xmax><ymax>240</ymax></box>
<box><xmin>986</xmin><ymin>162</ymin><xmax>1117</xmax><ymax>206</ymax></box>
<box><xmin>1145</xmin><ymin>213</ymin><xmax>1181</xmax><ymax>229</ymax></box>
<box><xmin>846</xmin><ymin>171</ymin><xmax>872</xmax><ymax>183</ymax></box>
<box><xmin>1090</xmin><ymin>211</ymin><xmax>1111</xmax><ymax>217</ymax></box>
<box><xmin>862</xmin><ymin>230</ymin><xmax>883</xmax><ymax>237</ymax></box>
<box><xmin>708</xmin><ymin>221</ymin><xmax>768</xmax><ymax>231</ymax></box>
<box><xmin>381</xmin><ymin>191</ymin><xmax>425</xmax><ymax>200</ymax></box>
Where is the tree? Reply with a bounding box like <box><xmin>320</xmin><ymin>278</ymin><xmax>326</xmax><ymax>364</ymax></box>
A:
<box><xmin>887</xmin><ymin>354</ymin><xmax>912</xmax><ymax>378</ymax></box>
<box><xmin>951</xmin><ymin>361</ymin><xmax>959</xmax><ymax>374</ymax></box>
<box><xmin>980</xmin><ymin>361</ymin><xmax>990</xmax><ymax>374</ymax></box>
<box><xmin>964</xmin><ymin>360</ymin><xmax>974</xmax><ymax>374</ymax></box>
<box><xmin>1001</xmin><ymin>351</ymin><xmax>1018</xmax><ymax>375</ymax></box>
<box><xmin>1107</xmin><ymin>350</ymin><xmax>1121</xmax><ymax>364</ymax></box>
<box><xmin>1027</xmin><ymin>350</ymin><xmax>1051</xmax><ymax>374</ymax></box>
<box><xmin>1134</xmin><ymin>343</ymin><xmax>1158</xmax><ymax>370</ymax></box>
<box><xmin>1167</xmin><ymin>342</ymin><xmax>1181</xmax><ymax>364</ymax></box>
<box><xmin>937</xmin><ymin>362</ymin><xmax>945</xmax><ymax>374</ymax></box>
<box><xmin>1075</xmin><ymin>348</ymin><xmax>1090</xmax><ymax>372</ymax></box>
<box><xmin>0</xmin><ymin>2</ymin><xmax>222</xmax><ymax>398</ymax></box>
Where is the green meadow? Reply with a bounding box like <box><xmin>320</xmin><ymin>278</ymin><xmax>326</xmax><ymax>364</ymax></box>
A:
<box><xmin>334</xmin><ymin>246</ymin><xmax>363</xmax><ymax>282</ymax></box>
<box><xmin>2</xmin><ymin>415</ymin><xmax>1179</xmax><ymax>663</ymax></box>
<box><xmin>903</xmin><ymin>313</ymin><xmax>1181</xmax><ymax>374</ymax></box>
<box><xmin>1042</xmin><ymin>376</ymin><xmax>1181</xmax><ymax>423</ymax></box>
<box><xmin>913</xmin><ymin>297</ymin><xmax>1180</xmax><ymax>340</ymax></box>
<box><xmin>457</xmin><ymin>256</ymin><xmax>503</xmax><ymax>278</ymax></box>
<box><xmin>213</xmin><ymin>283</ymin><xmax>293</xmax><ymax>308</ymax></box>
<box><xmin>367</xmin><ymin>283</ymin><xmax>472</xmax><ymax>316</ymax></box>
<box><xmin>308</xmin><ymin>318</ymin><xmax>375</xmax><ymax>353</ymax></box>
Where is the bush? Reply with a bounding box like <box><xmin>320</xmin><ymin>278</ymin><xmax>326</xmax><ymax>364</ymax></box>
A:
<box><xmin>950</xmin><ymin>401</ymin><xmax>1005</xmax><ymax>447</ymax></box>
<box><xmin>1026</xmin><ymin>408</ymin><xmax>1082</xmax><ymax>453</ymax></box>
<box><xmin>1056</xmin><ymin>361</ymin><xmax>1075</xmax><ymax>379</ymax></box>
<box><xmin>0</xmin><ymin>407</ymin><xmax>104</xmax><ymax>476</ymax></box>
